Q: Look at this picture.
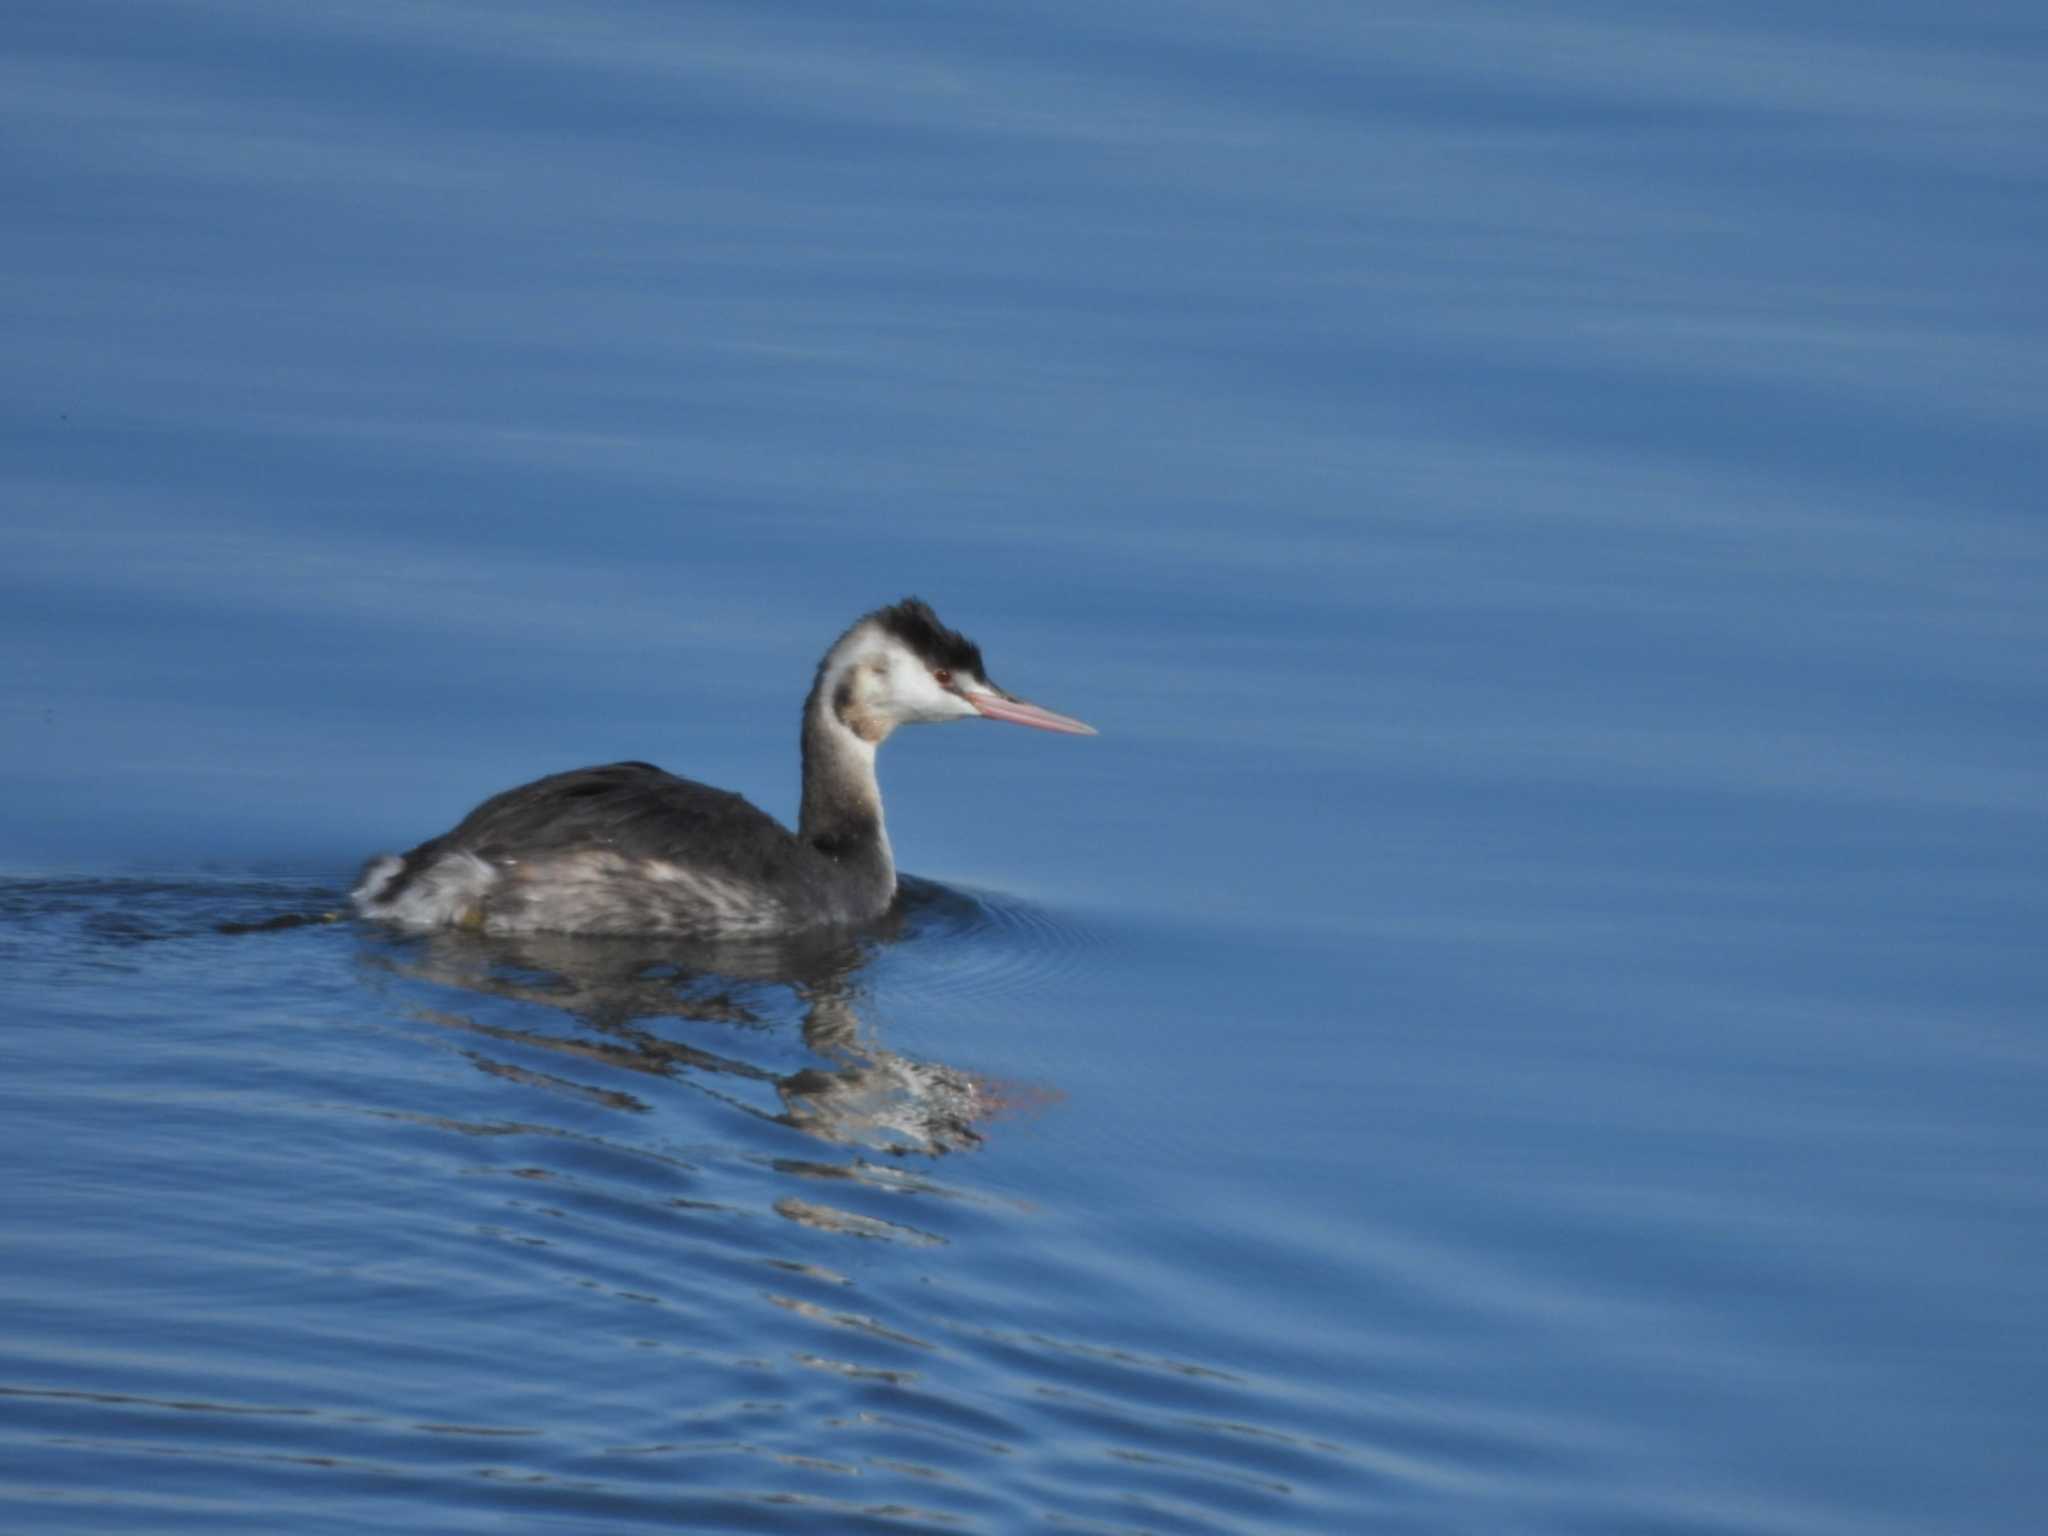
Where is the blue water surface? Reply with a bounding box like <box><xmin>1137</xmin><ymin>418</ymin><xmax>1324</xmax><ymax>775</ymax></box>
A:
<box><xmin>4</xmin><ymin>2</ymin><xmax>2044</xmax><ymax>1531</ymax></box>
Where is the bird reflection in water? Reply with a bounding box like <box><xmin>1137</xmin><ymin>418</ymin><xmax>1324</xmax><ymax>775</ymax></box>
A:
<box><xmin>362</xmin><ymin>878</ymin><xmax>1022</xmax><ymax>1157</ymax></box>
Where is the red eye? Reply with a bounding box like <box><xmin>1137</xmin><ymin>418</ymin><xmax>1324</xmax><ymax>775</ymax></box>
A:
<box><xmin>933</xmin><ymin>668</ymin><xmax>953</xmax><ymax>687</ymax></box>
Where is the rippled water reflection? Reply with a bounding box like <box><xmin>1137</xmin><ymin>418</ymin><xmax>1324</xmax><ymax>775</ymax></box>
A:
<box><xmin>2</xmin><ymin>876</ymin><xmax>1396</xmax><ymax>1532</ymax></box>
<box><xmin>366</xmin><ymin>877</ymin><xmax>1048</xmax><ymax>1158</ymax></box>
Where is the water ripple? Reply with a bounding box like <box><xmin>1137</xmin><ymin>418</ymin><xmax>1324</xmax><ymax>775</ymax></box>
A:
<box><xmin>0</xmin><ymin>869</ymin><xmax>1785</xmax><ymax>1532</ymax></box>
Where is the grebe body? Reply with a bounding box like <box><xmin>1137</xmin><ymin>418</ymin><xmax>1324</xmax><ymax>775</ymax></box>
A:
<box><xmin>350</xmin><ymin>600</ymin><xmax>1093</xmax><ymax>937</ymax></box>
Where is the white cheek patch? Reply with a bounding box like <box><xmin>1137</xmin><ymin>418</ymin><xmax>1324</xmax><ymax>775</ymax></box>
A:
<box><xmin>895</xmin><ymin>665</ymin><xmax>980</xmax><ymax>725</ymax></box>
<box><xmin>820</xmin><ymin>625</ymin><xmax>987</xmax><ymax>733</ymax></box>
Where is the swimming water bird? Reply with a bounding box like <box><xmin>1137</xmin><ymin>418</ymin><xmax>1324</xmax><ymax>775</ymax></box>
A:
<box><xmin>350</xmin><ymin>599</ymin><xmax>1095</xmax><ymax>937</ymax></box>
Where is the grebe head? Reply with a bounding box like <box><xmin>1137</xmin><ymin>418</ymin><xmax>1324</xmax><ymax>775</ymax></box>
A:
<box><xmin>815</xmin><ymin>598</ymin><xmax>1097</xmax><ymax>745</ymax></box>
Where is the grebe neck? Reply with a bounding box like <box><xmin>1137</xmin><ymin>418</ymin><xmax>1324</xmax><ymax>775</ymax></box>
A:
<box><xmin>797</xmin><ymin>663</ymin><xmax>895</xmax><ymax>890</ymax></box>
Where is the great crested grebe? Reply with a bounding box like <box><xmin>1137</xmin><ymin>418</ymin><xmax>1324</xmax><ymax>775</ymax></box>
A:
<box><xmin>350</xmin><ymin>599</ymin><xmax>1095</xmax><ymax>937</ymax></box>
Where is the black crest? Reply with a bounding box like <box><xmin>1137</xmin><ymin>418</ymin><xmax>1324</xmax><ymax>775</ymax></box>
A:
<box><xmin>871</xmin><ymin>597</ymin><xmax>987</xmax><ymax>679</ymax></box>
